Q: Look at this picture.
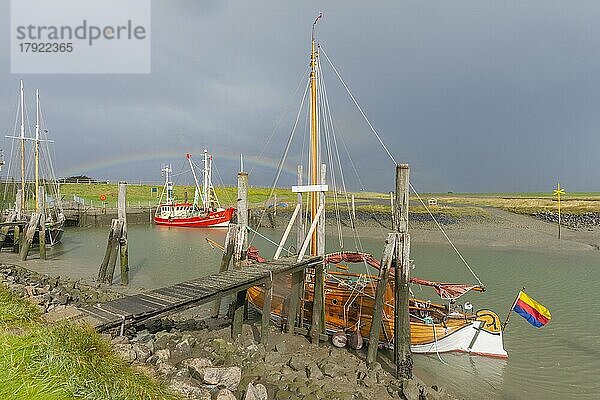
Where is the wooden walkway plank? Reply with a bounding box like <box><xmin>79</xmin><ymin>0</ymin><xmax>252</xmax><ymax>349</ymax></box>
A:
<box><xmin>80</xmin><ymin>256</ymin><xmax>322</xmax><ymax>331</ymax></box>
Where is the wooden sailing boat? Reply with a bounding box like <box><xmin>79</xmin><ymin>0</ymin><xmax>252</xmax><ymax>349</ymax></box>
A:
<box><xmin>154</xmin><ymin>151</ymin><xmax>235</xmax><ymax>227</ymax></box>
<box><xmin>245</xmin><ymin>18</ymin><xmax>507</xmax><ymax>358</ymax></box>
<box><xmin>1</xmin><ymin>80</ymin><xmax>65</xmax><ymax>249</ymax></box>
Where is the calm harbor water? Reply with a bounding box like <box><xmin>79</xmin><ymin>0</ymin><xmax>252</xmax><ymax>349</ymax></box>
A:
<box><xmin>43</xmin><ymin>224</ymin><xmax>600</xmax><ymax>399</ymax></box>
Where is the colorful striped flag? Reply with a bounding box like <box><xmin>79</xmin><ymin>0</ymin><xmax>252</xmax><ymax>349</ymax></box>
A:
<box><xmin>513</xmin><ymin>291</ymin><xmax>551</xmax><ymax>328</ymax></box>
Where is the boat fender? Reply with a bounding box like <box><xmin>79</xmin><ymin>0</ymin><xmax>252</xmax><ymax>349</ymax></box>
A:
<box><xmin>347</xmin><ymin>330</ymin><xmax>363</xmax><ymax>350</ymax></box>
<box><xmin>332</xmin><ymin>331</ymin><xmax>347</xmax><ymax>348</ymax></box>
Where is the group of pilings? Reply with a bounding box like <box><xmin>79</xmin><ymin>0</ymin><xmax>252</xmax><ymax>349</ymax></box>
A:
<box><xmin>0</xmin><ymin>187</ymin><xmax>49</xmax><ymax>261</ymax></box>
<box><xmin>97</xmin><ymin>182</ymin><xmax>129</xmax><ymax>285</ymax></box>
<box><xmin>219</xmin><ymin>164</ymin><xmax>413</xmax><ymax>380</ymax></box>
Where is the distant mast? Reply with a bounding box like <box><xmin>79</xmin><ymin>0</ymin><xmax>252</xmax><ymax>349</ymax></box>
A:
<box><xmin>19</xmin><ymin>80</ymin><xmax>26</xmax><ymax>210</ymax></box>
<box><xmin>35</xmin><ymin>89</ymin><xmax>40</xmax><ymax>212</ymax></box>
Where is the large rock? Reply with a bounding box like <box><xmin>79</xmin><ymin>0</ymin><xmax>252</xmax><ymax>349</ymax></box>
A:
<box><xmin>113</xmin><ymin>344</ymin><xmax>136</xmax><ymax>363</ymax></box>
<box><xmin>132</xmin><ymin>343</ymin><xmax>152</xmax><ymax>362</ymax></box>
<box><xmin>181</xmin><ymin>357</ymin><xmax>213</xmax><ymax>379</ymax></box>
<box><xmin>155</xmin><ymin>348</ymin><xmax>171</xmax><ymax>362</ymax></box>
<box><xmin>244</xmin><ymin>382</ymin><xmax>268</xmax><ymax>400</ymax></box>
<box><xmin>156</xmin><ymin>360</ymin><xmax>177</xmax><ymax>377</ymax></box>
<box><xmin>216</xmin><ymin>388</ymin><xmax>237</xmax><ymax>400</ymax></box>
<box><xmin>176</xmin><ymin>338</ymin><xmax>193</xmax><ymax>356</ymax></box>
<box><xmin>401</xmin><ymin>379</ymin><xmax>422</xmax><ymax>400</ymax></box>
<box><xmin>287</xmin><ymin>355</ymin><xmax>306</xmax><ymax>372</ymax></box>
<box><xmin>201</xmin><ymin>366</ymin><xmax>242</xmax><ymax>391</ymax></box>
<box><xmin>305</xmin><ymin>362</ymin><xmax>324</xmax><ymax>380</ymax></box>
<box><xmin>168</xmin><ymin>377</ymin><xmax>211</xmax><ymax>400</ymax></box>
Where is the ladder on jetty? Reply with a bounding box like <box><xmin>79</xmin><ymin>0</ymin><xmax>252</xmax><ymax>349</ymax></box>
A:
<box><xmin>78</xmin><ymin>257</ymin><xmax>321</xmax><ymax>334</ymax></box>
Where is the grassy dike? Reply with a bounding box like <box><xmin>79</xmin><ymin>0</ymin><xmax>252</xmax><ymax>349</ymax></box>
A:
<box><xmin>0</xmin><ymin>285</ymin><xmax>180</xmax><ymax>400</ymax></box>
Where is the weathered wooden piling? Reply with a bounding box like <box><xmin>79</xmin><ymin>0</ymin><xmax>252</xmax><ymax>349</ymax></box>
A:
<box><xmin>287</xmin><ymin>165</ymin><xmax>305</xmax><ymax>334</ymax></box>
<box><xmin>12</xmin><ymin>226</ymin><xmax>20</xmax><ymax>253</ymax></box>
<box><xmin>38</xmin><ymin>186</ymin><xmax>46</xmax><ymax>260</ymax></box>
<box><xmin>231</xmin><ymin>289</ymin><xmax>247</xmax><ymax>339</ymax></box>
<box><xmin>118</xmin><ymin>182</ymin><xmax>129</xmax><ymax>285</ymax></box>
<box><xmin>0</xmin><ymin>211</ymin><xmax>17</xmax><ymax>248</ymax></box>
<box><xmin>366</xmin><ymin>232</ymin><xmax>395</xmax><ymax>366</ymax></box>
<box><xmin>20</xmin><ymin>213</ymin><xmax>40</xmax><ymax>261</ymax></box>
<box><xmin>394</xmin><ymin>164</ymin><xmax>413</xmax><ymax>380</ymax></box>
<box><xmin>98</xmin><ymin>219</ymin><xmax>117</xmax><ymax>282</ymax></box>
<box><xmin>211</xmin><ymin>223</ymin><xmax>236</xmax><ymax>317</ymax></box>
<box><xmin>261</xmin><ymin>277</ymin><xmax>273</xmax><ymax>344</ymax></box>
<box><xmin>97</xmin><ymin>182</ymin><xmax>128</xmax><ymax>285</ymax></box>
<box><xmin>105</xmin><ymin>219</ymin><xmax>123</xmax><ymax>283</ymax></box>
<box><xmin>309</xmin><ymin>164</ymin><xmax>327</xmax><ymax>345</ymax></box>
<box><xmin>13</xmin><ymin>189</ymin><xmax>23</xmax><ymax>253</ymax></box>
<box><xmin>236</xmin><ymin>171</ymin><xmax>248</xmax><ymax>265</ymax></box>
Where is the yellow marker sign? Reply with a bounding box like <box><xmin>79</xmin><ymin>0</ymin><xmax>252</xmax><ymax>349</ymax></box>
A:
<box><xmin>553</xmin><ymin>182</ymin><xmax>565</xmax><ymax>239</ymax></box>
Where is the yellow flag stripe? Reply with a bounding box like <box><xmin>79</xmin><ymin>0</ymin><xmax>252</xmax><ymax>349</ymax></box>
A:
<box><xmin>519</xmin><ymin>291</ymin><xmax>551</xmax><ymax>320</ymax></box>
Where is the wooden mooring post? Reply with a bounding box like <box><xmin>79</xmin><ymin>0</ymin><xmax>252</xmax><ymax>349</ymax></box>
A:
<box><xmin>38</xmin><ymin>186</ymin><xmax>46</xmax><ymax>260</ymax></box>
<box><xmin>366</xmin><ymin>232</ymin><xmax>395</xmax><ymax>366</ymax></box>
<box><xmin>19</xmin><ymin>212</ymin><xmax>40</xmax><ymax>261</ymax></box>
<box><xmin>13</xmin><ymin>189</ymin><xmax>23</xmax><ymax>253</ymax></box>
<box><xmin>394</xmin><ymin>164</ymin><xmax>413</xmax><ymax>379</ymax></box>
<box><xmin>287</xmin><ymin>165</ymin><xmax>304</xmax><ymax>334</ymax></box>
<box><xmin>118</xmin><ymin>182</ymin><xmax>129</xmax><ymax>285</ymax></box>
<box><xmin>211</xmin><ymin>223</ymin><xmax>236</xmax><ymax>318</ymax></box>
<box><xmin>232</xmin><ymin>170</ymin><xmax>248</xmax><ymax>339</ymax></box>
<box><xmin>0</xmin><ymin>211</ymin><xmax>17</xmax><ymax>249</ymax></box>
<box><xmin>261</xmin><ymin>277</ymin><xmax>273</xmax><ymax>344</ymax></box>
<box><xmin>97</xmin><ymin>182</ymin><xmax>128</xmax><ymax>285</ymax></box>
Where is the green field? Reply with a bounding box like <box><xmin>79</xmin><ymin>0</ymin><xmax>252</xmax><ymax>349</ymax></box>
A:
<box><xmin>5</xmin><ymin>182</ymin><xmax>600</xmax><ymax>215</ymax></box>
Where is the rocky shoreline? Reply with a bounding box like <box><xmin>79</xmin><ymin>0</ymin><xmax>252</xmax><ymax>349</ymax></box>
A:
<box><xmin>531</xmin><ymin>210</ymin><xmax>600</xmax><ymax>229</ymax></box>
<box><xmin>1</xmin><ymin>263</ymin><xmax>455</xmax><ymax>400</ymax></box>
<box><xmin>253</xmin><ymin>209</ymin><xmax>491</xmax><ymax>231</ymax></box>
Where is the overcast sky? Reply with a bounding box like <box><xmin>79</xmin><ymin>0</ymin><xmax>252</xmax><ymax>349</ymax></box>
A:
<box><xmin>1</xmin><ymin>0</ymin><xmax>599</xmax><ymax>193</ymax></box>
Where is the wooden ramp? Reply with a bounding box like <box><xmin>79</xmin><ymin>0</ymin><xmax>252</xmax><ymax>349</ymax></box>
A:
<box><xmin>79</xmin><ymin>257</ymin><xmax>321</xmax><ymax>332</ymax></box>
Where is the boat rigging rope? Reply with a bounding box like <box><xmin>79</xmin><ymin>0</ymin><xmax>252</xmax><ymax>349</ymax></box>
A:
<box><xmin>249</xmin><ymin>79</ymin><xmax>311</xmax><ymax>246</ymax></box>
<box><xmin>247</xmin><ymin>225</ymin><xmax>293</xmax><ymax>256</ymax></box>
<box><xmin>320</xmin><ymin>45</ymin><xmax>484</xmax><ymax>288</ymax></box>
<box><xmin>316</xmin><ymin>58</ymin><xmax>373</xmax><ymax>280</ymax></box>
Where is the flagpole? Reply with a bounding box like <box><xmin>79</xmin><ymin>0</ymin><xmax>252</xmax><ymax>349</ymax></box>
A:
<box><xmin>502</xmin><ymin>287</ymin><xmax>525</xmax><ymax>332</ymax></box>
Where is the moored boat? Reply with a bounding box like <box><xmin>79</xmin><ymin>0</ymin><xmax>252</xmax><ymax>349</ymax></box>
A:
<box><xmin>154</xmin><ymin>151</ymin><xmax>235</xmax><ymax>228</ymax></box>
<box><xmin>1</xmin><ymin>80</ymin><xmax>65</xmax><ymax>249</ymax></box>
<box><xmin>244</xmin><ymin>16</ymin><xmax>507</xmax><ymax>358</ymax></box>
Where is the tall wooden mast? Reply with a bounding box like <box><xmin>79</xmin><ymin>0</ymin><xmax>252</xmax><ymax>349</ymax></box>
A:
<box><xmin>19</xmin><ymin>80</ymin><xmax>26</xmax><ymax>210</ymax></box>
<box><xmin>35</xmin><ymin>89</ymin><xmax>40</xmax><ymax>212</ymax></box>
<box><xmin>309</xmin><ymin>14</ymin><xmax>322</xmax><ymax>256</ymax></box>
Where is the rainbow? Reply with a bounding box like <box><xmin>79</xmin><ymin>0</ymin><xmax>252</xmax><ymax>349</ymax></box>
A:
<box><xmin>59</xmin><ymin>150</ymin><xmax>299</xmax><ymax>180</ymax></box>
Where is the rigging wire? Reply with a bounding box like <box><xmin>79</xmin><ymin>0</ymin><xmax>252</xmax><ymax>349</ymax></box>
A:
<box><xmin>249</xmin><ymin>78</ymin><xmax>311</xmax><ymax>245</ymax></box>
<box><xmin>320</xmin><ymin>45</ymin><xmax>484</xmax><ymax>287</ymax></box>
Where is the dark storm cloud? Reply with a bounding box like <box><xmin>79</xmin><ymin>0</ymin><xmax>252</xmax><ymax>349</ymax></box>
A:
<box><xmin>1</xmin><ymin>0</ymin><xmax>599</xmax><ymax>192</ymax></box>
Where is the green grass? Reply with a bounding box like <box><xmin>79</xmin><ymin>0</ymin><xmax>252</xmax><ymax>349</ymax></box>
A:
<box><xmin>55</xmin><ymin>182</ymin><xmax>600</xmax><ymax>215</ymax></box>
<box><xmin>58</xmin><ymin>183</ymin><xmax>298</xmax><ymax>208</ymax></box>
<box><xmin>0</xmin><ymin>285</ymin><xmax>180</xmax><ymax>400</ymax></box>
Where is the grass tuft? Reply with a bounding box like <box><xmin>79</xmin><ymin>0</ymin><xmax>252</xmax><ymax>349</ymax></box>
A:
<box><xmin>0</xmin><ymin>285</ymin><xmax>180</xmax><ymax>400</ymax></box>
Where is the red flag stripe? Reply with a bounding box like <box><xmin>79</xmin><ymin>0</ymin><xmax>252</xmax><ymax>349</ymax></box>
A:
<box><xmin>515</xmin><ymin>299</ymin><xmax>549</xmax><ymax>325</ymax></box>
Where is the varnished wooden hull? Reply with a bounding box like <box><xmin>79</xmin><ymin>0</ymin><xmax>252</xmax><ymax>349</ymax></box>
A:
<box><xmin>247</xmin><ymin>272</ymin><xmax>507</xmax><ymax>358</ymax></box>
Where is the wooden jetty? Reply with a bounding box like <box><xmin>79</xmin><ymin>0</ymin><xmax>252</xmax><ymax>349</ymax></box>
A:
<box><xmin>78</xmin><ymin>257</ymin><xmax>321</xmax><ymax>337</ymax></box>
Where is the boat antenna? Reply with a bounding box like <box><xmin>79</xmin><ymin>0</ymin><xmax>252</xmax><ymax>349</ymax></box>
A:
<box><xmin>312</xmin><ymin>12</ymin><xmax>323</xmax><ymax>40</ymax></box>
